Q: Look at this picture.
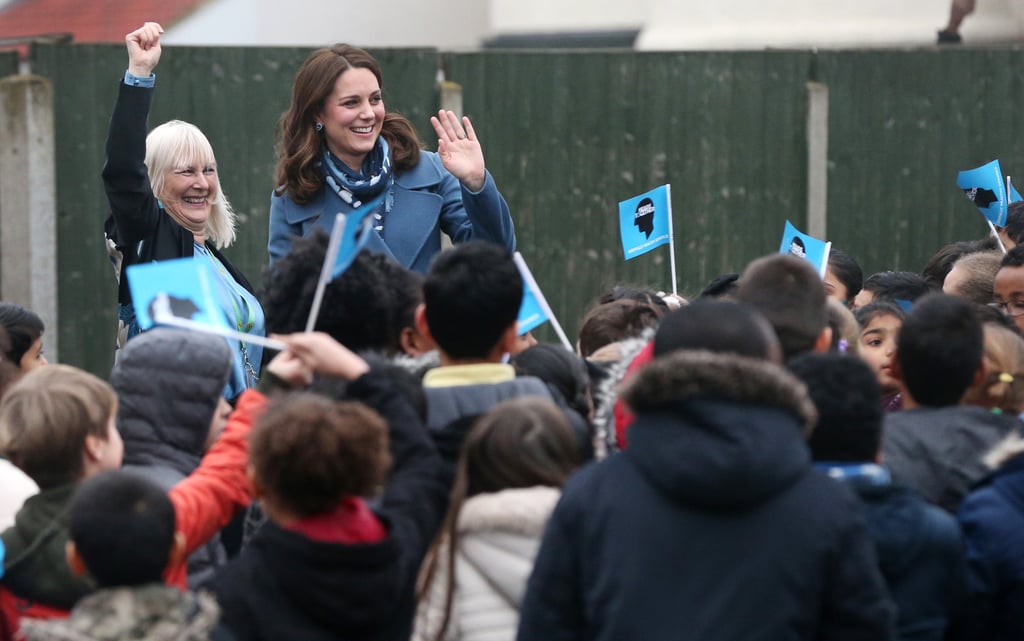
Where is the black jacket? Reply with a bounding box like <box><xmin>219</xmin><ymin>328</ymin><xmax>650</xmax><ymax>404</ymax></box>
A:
<box><xmin>102</xmin><ymin>82</ymin><xmax>254</xmax><ymax>307</ymax></box>
<box><xmin>517</xmin><ymin>351</ymin><xmax>896</xmax><ymax>641</ymax></box>
<box><xmin>209</xmin><ymin>370</ymin><xmax>448</xmax><ymax>641</ymax></box>
<box><xmin>882</xmin><ymin>406</ymin><xmax>1018</xmax><ymax>514</ymax></box>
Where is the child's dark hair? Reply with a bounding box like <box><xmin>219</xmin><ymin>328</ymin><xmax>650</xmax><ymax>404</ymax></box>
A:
<box><xmin>826</xmin><ymin>248</ymin><xmax>863</xmax><ymax>303</ymax></box>
<box><xmin>70</xmin><ymin>470</ymin><xmax>176</xmax><ymax>587</ymax></box>
<box><xmin>861</xmin><ymin>270</ymin><xmax>932</xmax><ymax>305</ymax></box>
<box><xmin>788</xmin><ymin>353</ymin><xmax>883</xmax><ymax>462</ymax></box>
<box><xmin>418</xmin><ymin>397</ymin><xmax>580</xmax><ymax>641</ymax></box>
<box><xmin>896</xmin><ymin>293</ymin><xmax>983</xmax><ymax>407</ymax></box>
<box><xmin>263</xmin><ymin>230</ymin><xmax>420</xmax><ymax>355</ymax></box>
<box><xmin>1000</xmin><ymin>243</ymin><xmax>1024</xmax><ymax>269</ymax></box>
<box><xmin>510</xmin><ymin>343</ymin><xmax>592</xmax><ymax>421</ymax></box>
<box><xmin>423</xmin><ymin>241</ymin><xmax>522</xmax><ymax>360</ymax></box>
<box><xmin>854</xmin><ymin>300</ymin><xmax>906</xmax><ymax>329</ymax></box>
<box><xmin>595</xmin><ymin>286</ymin><xmax>670</xmax><ymax>314</ymax></box>
<box><xmin>653</xmin><ymin>300</ymin><xmax>778</xmax><ymax>360</ymax></box>
<box><xmin>0</xmin><ymin>303</ymin><xmax>44</xmax><ymax>364</ymax></box>
<box><xmin>250</xmin><ymin>393</ymin><xmax>391</xmax><ymax>517</ymax></box>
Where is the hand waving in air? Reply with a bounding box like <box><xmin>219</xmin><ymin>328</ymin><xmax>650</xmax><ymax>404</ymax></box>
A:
<box><xmin>431</xmin><ymin>109</ymin><xmax>486</xmax><ymax>192</ymax></box>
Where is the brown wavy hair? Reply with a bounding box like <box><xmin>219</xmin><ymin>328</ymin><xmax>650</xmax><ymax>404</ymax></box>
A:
<box><xmin>274</xmin><ymin>44</ymin><xmax>422</xmax><ymax>205</ymax></box>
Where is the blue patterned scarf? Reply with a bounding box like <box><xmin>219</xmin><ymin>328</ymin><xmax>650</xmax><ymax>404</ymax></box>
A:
<box><xmin>322</xmin><ymin>137</ymin><xmax>394</xmax><ymax>232</ymax></box>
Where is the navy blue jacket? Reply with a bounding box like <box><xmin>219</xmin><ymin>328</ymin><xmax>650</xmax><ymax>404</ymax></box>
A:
<box><xmin>841</xmin><ymin>475</ymin><xmax>966</xmax><ymax>640</ymax></box>
<box><xmin>957</xmin><ymin>439</ymin><xmax>1024</xmax><ymax>641</ymax></box>
<box><xmin>517</xmin><ymin>351</ymin><xmax>895</xmax><ymax>641</ymax></box>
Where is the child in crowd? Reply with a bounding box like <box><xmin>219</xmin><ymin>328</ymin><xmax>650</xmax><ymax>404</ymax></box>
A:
<box><xmin>789</xmin><ymin>353</ymin><xmax>966</xmax><ymax>641</ymax></box>
<box><xmin>0</xmin><ymin>303</ymin><xmax>48</xmax><ymax>373</ymax></box>
<box><xmin>943</xmin><ymin>250</ymin><xmax>1002</xmax><ymax>306</ymax></box>
<box><xmin>855</xmin><ymin>301</ymin><xmax>905</xmax><ymax>411</ymax></box>
<box><xmin>417</xmin><ymin>241</ymin><xmax>590</xmax><ymax>473</ymax></box>
<box><xmin>824</xmin><ymin>248</ymin><xmax>863</xmax><ymax>308</ymax></box>
<box><xmin>518</xmin><ymin>300</ymin><xmax>894</xmax><ymax>640</ymax></box>
<box><xmin>0</xmin><ymin>363</ymin><xmax>265</xmax><ymax>636</ymax></box>
<box><xmin>414</xmin><ymin>397</ymin><xmax>581</xmax><ymax>641</ymax></box>
<box><xmin>852</xmin><ymin>270</ymin><xmax>933</xmax><ymax>310</ymax></box>
<box><xmin>19</xmin><ymin>470</ymin><xmax>229</xmax><ymax>641</ymax></box>
<box><xmin>882</xmin><ymin>293</ymin><xmax>1017</xmax><ymax>513</ymax></box>
<box><xmin>208</xmin><ymin>332</ymin><xmax>448</xmax><ymax>641</ymax></box>
<box><xmin>962</xmin><ymin>322</ymin><xmax>1024</xmax><ymax>417</ymax></box>
<box><xmin>734</xmin><ymin>254</ymin><xmax>831</xmax><ymax>361</ymax></box>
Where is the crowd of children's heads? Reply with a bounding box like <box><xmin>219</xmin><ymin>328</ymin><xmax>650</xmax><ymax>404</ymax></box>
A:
<box><xmin>4</xmin><ymin>230</ymin><xmax>1024</xmax><ymax>640</ymax></box>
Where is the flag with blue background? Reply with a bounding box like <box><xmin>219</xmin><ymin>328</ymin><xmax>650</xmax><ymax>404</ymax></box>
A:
<box><xmin>619</xmin><ymin>185</ymin><xmax>671</xmax><ymax>260</ymax></box>
<box><xmin>331</xmin><ymin>202</ymin><xmax>379</xmax><ymax>279</ymax></box>
<box><xmin>957</xmin><ymin>160</ymin><xmax>1023</xmax><ymax>227</ymax></box>
<box><xmin>126</xmin><ymin>258</ymin><xmax>229</xmax><ymax>331</ymax></box>
<box><xmin>517</xmin><ymin>284</ymin><xmax>548</xmax><ymax>334</ymax></box>
<box><xmin>779</xmin><ymin>220</ymin><xmax>831</xmax><ymax>278</ymax></box>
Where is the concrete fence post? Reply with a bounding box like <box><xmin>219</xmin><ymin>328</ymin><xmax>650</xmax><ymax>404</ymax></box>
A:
<box><xmin>0</xmin><ymin>74</ymin><xmax>58</xmax><ymax>362</ymax></box>
<box><xmin>806</xmin><ymin>81</ymin><xmax>829</xmax><ymax>241</ymax></box>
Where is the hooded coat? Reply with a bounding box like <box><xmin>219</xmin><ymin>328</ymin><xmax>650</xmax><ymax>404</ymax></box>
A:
<box><xmin>208</xmin><ymin>370</ymin><xmax>448</xmax><ymax>641</ymax></box>
<box><xmin>957</xmin><ymin>432</ymin><xmax>1024</xmax><ymax>641</ymax></box>
<box><xmin>110</xmin><ymin>328</ymin><xmax>233</xmax><ymax>588</ymax></box>
<box><xmin>517</xmin><ymin>351</ymin><xmax>895</xmax><ymax>641</ymax></box>
<box><xmin>414</xmin><ymin>486</ymin><xmax>561</xmax><ymax>641</ymax></box>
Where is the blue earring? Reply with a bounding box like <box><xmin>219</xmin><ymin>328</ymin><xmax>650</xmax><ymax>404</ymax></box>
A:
<box><xmin>315</xmin><ymin>122</ymin><xmax>323</xmax><ymax>132</ymax></box>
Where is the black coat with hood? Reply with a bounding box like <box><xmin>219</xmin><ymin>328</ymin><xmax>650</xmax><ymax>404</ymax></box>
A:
<box><xmin>111</xmin><ymin>327</ymin><xmax>233</xmax><ymax>588</ymax></box>
<box><xmin>208</xmin><ymin>369</ymin><xmax>449</xmax><ymax>641</ymax></box>
<box><xmin>517</xmin><ymin>350</ymin><xmax>896</xmax><ymax>641</ymax></box>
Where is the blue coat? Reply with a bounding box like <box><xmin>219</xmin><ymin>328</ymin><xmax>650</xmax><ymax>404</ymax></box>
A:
<box><xmin>957</xmin><ymin>444</ymin><xmax>1024</xmax><ymax>641</ymax></box>
<box><xmin>268</xmin><ymin>151</ymin><xmax>515</xmax><ymax>273</ymax></box>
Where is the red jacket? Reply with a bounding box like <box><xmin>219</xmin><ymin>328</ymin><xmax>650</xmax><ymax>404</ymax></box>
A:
<box><xmin>165</xmin><ymin>389</ymin><xmax>265</xmax><ymax>588</ymax></box>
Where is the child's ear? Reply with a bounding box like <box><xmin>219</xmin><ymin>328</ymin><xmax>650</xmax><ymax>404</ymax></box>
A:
<box><xmin>65</xmin><ymin>541</ymin><xmax>88</xmax><ymax>577</ymax></box>
<box><xmin>813</xmin><ymin>326</ymin><xmax>833</xmax><ymax>354</ymax></box>
<box><xmin>414</xmin><ymin>304</ymin><xmax>433</xmax><ymax>343</ymax></box>
<box><xmin>83</xmin><ymin>434</ymin><xmax>103</xmax><ymax>463</ymax></box>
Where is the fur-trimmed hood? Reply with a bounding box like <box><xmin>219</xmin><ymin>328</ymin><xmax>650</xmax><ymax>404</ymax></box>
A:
<box><xmin>985</xmin><ymin>430</ymin><xmax>1024</xmax><ymax>469</ymax></box>
<box><xmin>620</xmin><ymin>350</ymin><xmax>817</xmax><ymax>510</ymax></box>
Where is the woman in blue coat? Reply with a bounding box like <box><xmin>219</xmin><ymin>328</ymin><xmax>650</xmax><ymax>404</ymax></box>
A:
<box><xmin>269</xmin><ymin>45</ymin><xmax>515</xmax><ymax>272</ymax></box>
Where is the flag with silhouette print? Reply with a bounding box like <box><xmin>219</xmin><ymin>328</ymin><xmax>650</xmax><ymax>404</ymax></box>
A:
<box><xmin>957</xmin><ymin>160</ymin><xmax>1023</xmax><ymax>228</ymax></box>
<box><xmin>619</xmin><ymin>184</ymin><xmax>672</xmax><ymax>260</ymax></box>
<box><xmin>779</xmin><ymin>220</ymin><xmax>831</xmax><ymax>278</ymax></box>
<box><xmin>513</xmin><ymin>253</ymin><xmax>574</xmax><ymax>351</ymax></box>
<box><xmin>303</xmin><ymin>208</ymin><xmax>379</xmax><ymax>333</ymax></box>
<box><xmin>127</xmin><ymin>258</ymin><xmax>229</xmax><ymax>331</ymax></box>
<box><xmin>126</xmin><ymin>258</ymin><xmax>286</xmax><ymax>350</ymax></box>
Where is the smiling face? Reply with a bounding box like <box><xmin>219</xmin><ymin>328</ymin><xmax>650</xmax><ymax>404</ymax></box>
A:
<box><xmin>160</xmin><ymin>161</ymin><xmax>217</xmax><ymax>232</ymax></box>
<box><xmin>319</xmin><ymin>67</ymin><xmax>385</xmax><ymax>171</ymax></box>
<box><xmin>858</xmin><ymin>313</ymin><xmax>902</xmax><ymax>394</ymax></box>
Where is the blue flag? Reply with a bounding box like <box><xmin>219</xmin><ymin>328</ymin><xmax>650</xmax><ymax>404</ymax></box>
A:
<box><xmin>126</xmin><ymin>258</ymin><xmax>229</xmax><ymax>331</ymax></box>
<box><xmin>619</xmin><ymin>184</ymin><xmax>671</xmax><ymax>260</ymax></box>
<box><xmin>779</xmin><ymin>220</ymin><xmax>831</xmax><ymax>278</ymax></box>
<box><xmin>517</xmin><ymin>283</ymin><xmax>549</xmax><ymax>334</ymax></box>
<box><xmin>331</xmin><ymin>196</ymin><xmax>383</xmax><ymax>278</ymax></box>
<box><xmin>957</xmin><ymin>160</ymin><xmax>1023</xmax><ymax>227</ymax></box>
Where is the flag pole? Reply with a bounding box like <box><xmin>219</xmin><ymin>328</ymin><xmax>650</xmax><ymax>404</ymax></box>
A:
<box><xmin>305</xmin><ymin>214</ymin><xmax>346</xmax><ymax>332</ymax></box>
<box><xmin>666</xmin><ymin>184</ymin><xmax>678</xmax><ymax>295</ymax></box>
<box><xmin>513</xmin><ymin>253</ymin><xmax>574</xmax><ymax>352</ymax></box>
<box><xmin>988</xmin><ymin>218</ymin><xmax>1007</xmax><ymax>254</ymax></box>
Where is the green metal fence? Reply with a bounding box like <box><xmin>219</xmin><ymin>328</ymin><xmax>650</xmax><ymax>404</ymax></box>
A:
<box><xmin>8</xmin><ymin>43</ymin><xmax>1020</xmax><ymax>374</ymax></box>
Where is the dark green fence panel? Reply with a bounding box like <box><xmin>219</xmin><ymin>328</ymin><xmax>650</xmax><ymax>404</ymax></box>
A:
<box><xmin>29</xmin><ymin>42</ymin><xmax>1024</xmax><ymax>371</ymax></box>
<box><xmin>30</xmin><ymin>42</ymin><xmax>438</xmax><ymax>375</ymax></box>
<box><xmin>445</xmin><ymin>50</ymin><xmax>812</xmax><ymax>339</ymax></box>
<box><xmin>819</xmin><ymin>49</ymin><xmax>1024</xmax><ymax>276</ymax></box>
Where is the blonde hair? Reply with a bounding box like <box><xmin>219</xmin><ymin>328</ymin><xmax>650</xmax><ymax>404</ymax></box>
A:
<box><xmin>145</xmin><ymin>120</ymin><xmax>237</xmax><ymax>249</ymax></box>
<box><xmin>0</xmin><ymin>365</ymin><xmax>117</xmax><ymax>489</ymax></box>
<box><xmin>963</xmin><ymin>324</ymin><xmax>1024</xmax><ymax>415</ymax></box>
